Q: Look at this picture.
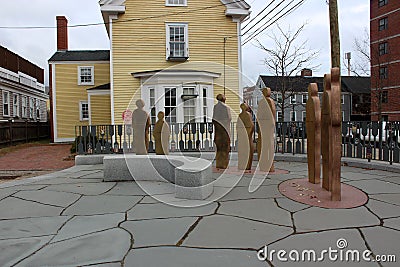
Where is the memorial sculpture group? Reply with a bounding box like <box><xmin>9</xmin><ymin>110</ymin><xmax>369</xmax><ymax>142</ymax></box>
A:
<box><xmin>131</xmin><ymin>67</ymin><xmax>341</xmax><ymax>201</ymax></box>
<box><xmin>306</xmin><ymin>68</ymin><xmax>342</xmax><ymax>201</ymax></box>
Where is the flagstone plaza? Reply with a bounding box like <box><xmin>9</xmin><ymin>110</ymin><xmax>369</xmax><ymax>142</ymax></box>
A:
<box><xmin>0</xmin><ymin>156</ymin><xmax>399</xmax><ymax>266</ymax></box>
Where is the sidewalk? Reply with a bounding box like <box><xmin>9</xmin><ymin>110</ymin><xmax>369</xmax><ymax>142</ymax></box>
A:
<box><xmin>0</xmin><ymin>160</ymin><xmax>398</xmax><ymax>266</ymax></box>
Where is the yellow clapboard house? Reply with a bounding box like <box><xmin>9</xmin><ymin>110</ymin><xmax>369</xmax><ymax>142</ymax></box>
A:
<box><xmin>49</xmin><ymin>0</ymin><xmax>250</xmax><ymax>142</ymax></box>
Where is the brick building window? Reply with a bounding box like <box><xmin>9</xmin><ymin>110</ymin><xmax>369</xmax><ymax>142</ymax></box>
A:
<box><xmin>379</xmin><ymin>0</ymin><xmax>388</xmax><ymax>7</ymax></box>
<box><xmin>379</xmin><ymin>17</ymin><xmax>388</xmax><ymax>31</ymax></box>
<box><xmin>379</xmin><ymin>42</ymin><xmax>388</xmax><ymax>55</ymax></box>
<box><xmin>379</xmin><ymin>66</ymin><xmax>388</xmax><ymax>79</ymax></box>
<box><xmin>381</xmin><ymin>91</ymin><xmax>388</xmax><ymax>103</ymax></box>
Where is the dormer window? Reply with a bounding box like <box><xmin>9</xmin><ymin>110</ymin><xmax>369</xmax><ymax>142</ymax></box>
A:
<box><xmin>166</xmin><ymin>23</ymin><xmax>189</xmax><ymax>61</ymax></box>
<box><xmin>166</xmin><ymin>0</ymin><xmax>187</xmax><ymax>6</ymax></box>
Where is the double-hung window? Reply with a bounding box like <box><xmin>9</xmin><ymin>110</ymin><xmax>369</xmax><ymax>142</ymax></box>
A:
<box><xmin>78</xmin><ymin>66</ymin><xmax>94</xmax><ymax>85</ymax></box>
<box><xmin>29</xmin><ymin>98</ymin><xmax>35</xmax><ymax>119</ymax></box>
<box><xmin>379</xmin><ymin>42</ymin><xmax>388</xmax><ymax>56</ymax></box>
<box><xmin>3</xmin><ymin>91</ymin><xmax>10</xmax><ymax>117</ymax></box>
<box><xmin>166</xmin><ymin>23</ymin><xmax>188</xmax><ymax>60</ymax></box>
<box><xmin>379</xmin><ymin>0</ymin><xmax>388</xmax><ymax>7</ymax></box>
<box><xmin>164</xmin><ymin>88</ymin><xmax>177</xmax><ymax>124</ymax></box>
<box><xmin>80</xmin><ymin>101</ymin><xmax>89</xmax><ymax>121</ymax></box>
<box><xmin>183</xmin><ymin>87</ymin><xmax>196</xmax><ymax>123</ymax></box>
<box><xmin>22</xmin><ymin>96</ymin><xmax>27</xmax><ymax>118</ymax></box>
<box><xmin>36</xmin><ymin>99</ymin><xmax>41</xmax><ymax>120</ymax></box>
<box><xmin>379</xmin><ymin>17</ymin><xmax>388</xmax><ymax>31</ymax></box>
<box><xmin>290</xmin><ymin>94</ymin><xmax>296</xmax><ymax>104</ymax></box>
<box><xmin>302</xmin><ymin>94</ymin><xmax>308</xmax><ymax>104</ymax></box>
<box><xmin>149</xmin><ymin>88</ymin><xmax>156</xmax><ymax>124</ymax></box>
<box><xmin>13</xmin><ymin>94</ymin><xmax>20</xmax><ymax>118</ymax></box>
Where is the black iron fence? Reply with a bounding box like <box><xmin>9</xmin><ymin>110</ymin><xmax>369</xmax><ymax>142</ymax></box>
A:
<box><xmin>0</xmin><ymin>120</ymin><xmax>50</xmax><ymax>147</ymax></box>
<box><xmin>75</xmin><ymin>121</ymin><xmax>400</xmax><ymax>164</ymax></box>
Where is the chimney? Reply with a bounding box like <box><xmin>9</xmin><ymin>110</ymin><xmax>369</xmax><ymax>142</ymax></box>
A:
<box><xmin>301</xmin><ymin>68</ymin><xmax>312</xmax><ymax>77</ymax></box>
<box><xmin>56</xmin><ymin>16</ymin><xmax>68</xmax><ymax>51</ymax></box>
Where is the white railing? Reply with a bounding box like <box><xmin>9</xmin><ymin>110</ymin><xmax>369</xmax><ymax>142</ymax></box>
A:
<box><xmin>0</xmin><ymin>67</ymin><xmax>19</xmax><ymax>83</ymax></box>
<box><xmin>0</xmin><ymin>67</ymin><xmax>45</xmax><ymax>92</ymax></box>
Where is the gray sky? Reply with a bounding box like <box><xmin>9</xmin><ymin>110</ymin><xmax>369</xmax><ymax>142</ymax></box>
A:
<box><xmin>0</xmin><ymin>0</ymin><xmax>369</xmax><ymax>86</ymax></box>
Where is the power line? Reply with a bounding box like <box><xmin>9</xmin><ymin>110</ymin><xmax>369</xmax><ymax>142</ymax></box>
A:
<box><xmin>241</xmin><ymin>0</ymin><xmax>287</xmax><ymax>37</ymax></box>
<box><xmin>241</xmin><ymin>0</ymin><xmax>277</xmax><ymax>30</ymax></box>
<box><xmin>0</xmin><ymin>0</ymin><xmax>245</xmax><ymax>30</ymax></box>
<box><xmin>242</xmin><ymin>0</ymin><xmax>306</xmax><ymax>45</ymax></box>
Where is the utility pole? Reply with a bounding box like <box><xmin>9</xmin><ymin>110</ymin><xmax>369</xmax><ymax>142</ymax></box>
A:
<box><xmin>329</xmin><ymin>0</ymin><xmax>341</xmax><ymax>70</ymax></box>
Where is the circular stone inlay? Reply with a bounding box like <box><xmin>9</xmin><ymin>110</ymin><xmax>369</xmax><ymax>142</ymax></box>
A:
<box><xmin>278</xmin><ymin>178</ymin><xmax>368</xmax><ymax>209</ymax></box>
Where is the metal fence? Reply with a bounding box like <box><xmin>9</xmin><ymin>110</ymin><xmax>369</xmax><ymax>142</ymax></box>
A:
<box><xmin>75</xmin><ymin>121</ymin><xmax>400</xmax><ymax>164</ymax></box>
<box><xmin>0</xmin><ymin>120</ymin><xmax>50</xmax><ymax>147</ymax></box>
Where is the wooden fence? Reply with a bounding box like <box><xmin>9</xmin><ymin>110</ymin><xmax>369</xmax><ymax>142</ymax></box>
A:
<box><xmin>0</xmin><ymin>121</ymin><xmax>50</xmax><ymax>147</ymax></box>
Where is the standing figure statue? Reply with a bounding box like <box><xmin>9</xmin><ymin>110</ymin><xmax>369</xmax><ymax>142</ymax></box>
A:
<box><xmin>132</xmin><ymin>99</ymin><xmax>150</xmax><ymax>155</ymax></box>
<box><xmin>237</xmin><ymin>103</ymin><xmax>254</xmax><ymax>170</ymax></box>
<box><xmin>256</xmin><ymin>88</ymin><xmax>276</xmax><ymax>172</ymax></box>
<box><xmin>154</xmin><ymin>111</ymin><xmax>170</xmax><ymax>155</ymax></box>
<box><xmin>212</xmin><ymin>94</ymin><xmax>231</xmax><ymax>169</ymax></box>
<box><xmin>306</xmin><ymin>83</ymin><xmax>321</xmax><ymax>184</ymax></box>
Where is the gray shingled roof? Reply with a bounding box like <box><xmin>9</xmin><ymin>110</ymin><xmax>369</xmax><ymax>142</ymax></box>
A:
<box><xmin>260</xmin><ymin>75</ymin><xmax>370</xmax><ymax>94</ymax></box>
<box><xmin>48</xmin><ymin>50</ymin><xmax>110</xmax><ymax>62</ymax></box>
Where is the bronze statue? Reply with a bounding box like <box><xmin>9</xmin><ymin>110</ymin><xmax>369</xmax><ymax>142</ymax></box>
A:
<box><xmin>154</xmin><ymin>111</ymin><xmax>170</xmax><ymax>155</ymax></box>
<box><xmin>132</xmin><ymin>99</ymin><xmax>150</xmax><ymax>155</ymax></box>
<box><xmin>237</xmin><ymin>103</ymin><xmax>254</xmax><ymax>170</ymax></box>
<box><xmin>256</xmin><ymin>88</ymin><xmax>276</xmax><ymax>172</ymax></box>
<box><xmin>212</xmin><ymin>94</ymin><xmax>231</xmax><ymax>169</ymax></box>
<box><xmin>306</xmin><ymin>83</ymin><xmax>321</xmax><ymax>184</ymax></box>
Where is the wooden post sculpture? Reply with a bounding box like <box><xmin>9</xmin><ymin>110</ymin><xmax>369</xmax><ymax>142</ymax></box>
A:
<box><xmin>237</xmin><ymin>103</ymin><xmax>254</xmax><ymax>170</ymax></box>
<box><xmin>330</xmin><ymin>67</ymin><xmax>342</xmax><ymax>201</ymax></box>
<box><xmin>256</xmin><ymin>88</ymin><xmax>275</xmax><ymax>172</ymax></box>
<box><xmin>212</xmin><ymin>94</ymin><xmax>231</xmax><ymax>169</ymax></box>
<box><xmin>132</xmin><ymin>99</ymin><xmax>150</xmax><ymax>155</ymax></box>
<box><xmin>321</xmin><ymin>74</ymin><xmax>332</xmax><ymax>191</ymax></box>
<box><xmin>306</xmin><ymin>83</ymin><xmax>321</xmax><ymax>184</ymax></box>
<box><xmin>154</xmin><ymin>111</ymin><xmax>170</xmax><ymax>155</ymax></box>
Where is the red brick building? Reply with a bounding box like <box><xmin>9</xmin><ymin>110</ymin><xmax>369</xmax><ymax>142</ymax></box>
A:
<box><xmin>370</xmin><ymin>0</ymin><xmax>400</xmax><ymax>121</ymax></box>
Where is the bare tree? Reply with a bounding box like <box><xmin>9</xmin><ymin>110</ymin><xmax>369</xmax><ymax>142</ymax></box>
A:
<box><xmin>346</xmin><ymin>28</ymin><xmax>396</xmax><ymax>122</ymax></box>
<box><xmin>256</xmin><ymin>23</ymin><xmax>319</xmax><ymax>122</ymax></box>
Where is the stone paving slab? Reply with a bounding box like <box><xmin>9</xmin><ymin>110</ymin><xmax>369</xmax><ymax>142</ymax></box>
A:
<box><xmin>366</xmin><ymin>199</ymin><xmax>400</xmax><ymax>219</ymax></box>
<box><xmin>0</xmin><ymin>216</ymin><xmax>70</xmax><ymax>240</ymax></box>
<box><xmin>345</xmin><ymin>180</ymin><xmax>400</xmax><ymax>194</ymax></box>
<box><xmin>294</xmin><ymin>207</ymin><xmax>380</xmax><ymax>233</ymax></box>
<box><xmin>267</xmin><ymin>229</ymin><xmax>380</xmax><ymax>266</ymax></box>
<box><xmin>369</xmin><ymin>193</ymin><xmax>400</xmax><ymax>206</ymax></box>
<box><xmin>45</xmin><ymin>182</ymin><xmax>116</xmax><ymax>195</ymax></box>
<box><xmin>63</xmin><ymin>195</ymin><xmax>142</xmax><ymax>216</ymax></box>
<box><xmin>219</xmin><ymin>184</ymin><xmax>283</xmax><ymax>201</ymax></box>
<box><xmin>183</xmin><ymin>214</ymin><xmax>293</xmax><ymax>249</ymax></box>
<box><xmin>121</xmin><ymin>217</ymin><xmax>198</xmax><ymax>247</ymax></box>
<box><xmin>17</xmin><ymin>229</ymin><xmax>131</xmax><ymax>267</ymax></box>
<box><xmin>0</xmin><ymin>236</ymin><xmax>53</xmax><ymax>266</ymax></box>
<box><xmin>0</xmin><ymin>197</ymin><xmax>64</xmax><ymax>219</ymax></box>
<box><xmin>275</xmin><ymin>197</ymin><xmax>310</xmax><ymax>212</ymax></box>
<box><xmin>218</xmin><ymin>198</ymin><xmax>292</xmax><ymax>226</ymax></box>
<box><xmin>14</xmin><ymin>190</ymin><xmax>81</xmax><ymax>207</ymax></box>
<box><xmin>51</xmin><ymin>213</ymin><xmax>125</xmax><ymax>243</ymax></box>
<box><xmin>125</xmin><ymin>247</ymin><xmax>267</xmax><ymax>267</ymax></box>
<box><xmin>361</xmin><ymin>227</ymin><xmax>400</xmax><ymax>266</ymax></box>
<box><xmin>127</xmin><ymin>202</ymin><xmax>217</xmax><ymax>220</ymax></box>
<box><xmin>384</xmin><ymin>217</ymin><xmax>400</xmax><ymax>231</ymax></box>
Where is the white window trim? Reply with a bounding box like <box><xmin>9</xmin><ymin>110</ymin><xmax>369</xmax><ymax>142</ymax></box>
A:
<box><xmin>302</xmin><ymin>111</ymin><xmax>306</xmax><ymax>121</ymax></box>
<box><xmin>29</xmin><ymin>97</ymin><xmax>35</xmax><ymax>119</ymax></box>
<box><xmin>79</xmin><ymin>101</ymin><xmax>89</xmax><ymax>121</ymax></box>
<box><xmin>165</xmin><ymin>0</ymin><xmax>187</xmax><ymax>6</ymax></box>
<box><xmin>3</xmin><ymin>91</ymin><xmax>10</xmax><ymax>117</ymax></box>
<box><xmin>290</xmin><ymin>94</ymin><xmax>296</xmax><ymax>104</ymax></box>
<box><xmin>276</xmin><ymin>111</ymin><xmax>282</xmax><ymax>121</ymax></box>
<box><xmin>78</xmin><ymin>66</ymin><xmax>95</xmax><ymax>86</ymax></box>
<box><xmin>165</xmin><ymin>23</ymin><xmax>189</xmax><ymax>60</ymax></box>
<box><xmin>302</xmin><ymin>94</ymin><xmax>308</xmax><ymax>104</ymax></box>
<box><xmin>13</xmin><ymin>94</ymin><xmax>20</xmax><ymax>118</ymax></box>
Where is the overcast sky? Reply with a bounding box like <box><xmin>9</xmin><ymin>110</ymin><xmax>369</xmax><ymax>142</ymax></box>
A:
<box><xmin>0</xmin><ymin>0</ymin><xmax>369</xmax><ymax>86</ymax></box>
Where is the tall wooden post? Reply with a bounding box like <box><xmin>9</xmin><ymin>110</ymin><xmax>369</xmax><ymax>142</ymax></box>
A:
<box><xmin>329</xmin><ymin>0</ymin><xmax>341</xmax><ymax>70</ymax></box>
